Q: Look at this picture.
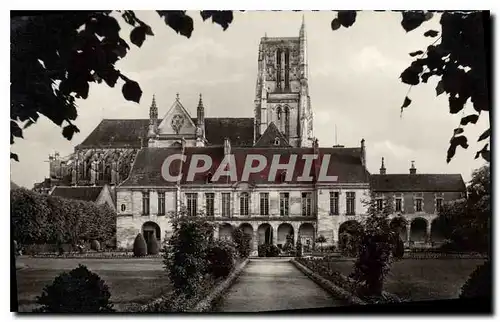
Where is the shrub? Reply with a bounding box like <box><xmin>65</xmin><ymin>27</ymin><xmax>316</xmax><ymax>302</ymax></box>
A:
<box><xmin>147</xmin><ymin>237</ymin><xmax>160</xmax><ymax>255</ymax></box>
<box><xmin>35</xmin><ymin>264</ymin><xmax>114</xmax><ymax>312</ymax></box>
<box><xmin>90</xmin><ymin>240</ymin><xmax>101</xmax><ymax>252</ymax></box>
<box><xmin>296</xmin><ymin>239</ymin><xmax>303</xmax><ymax>257</ymax></box>
<box><xmin>258</xmin><ymin>244</ymin><xmax>270</xmax><ymax>257</ymax></box>
<box><xmin>231</xmin><ymin>228</ymin><xmax>252</xmax><ymax>258</ymax></box>
<box><xmin>460</xmin><ymin>260</ymin><xmax>491</xmax><ymax>298</ymax></box>
<box><xmin>268</xmin><ymin>244</ymin><xmax>280</xmax><ymax>257</ymax></box>
<box><xmin>133</xmin><ymin>234</ymin><xmax>147</xmax><ymax>257</ymax></box>
<box><xmin>164</xmin><ymin>217</ymin><xmax>214</xmax><ymax>298</ymax></box>
<box><xmin>206</xmin><ymin>240</ymin><xmax>237</xmax><ymax>278</ymax></box>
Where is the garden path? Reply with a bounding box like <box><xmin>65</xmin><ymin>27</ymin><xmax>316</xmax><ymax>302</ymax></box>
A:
<box><xmin>213</xmin><ymin>258</ymin><xmax>347</xmax><ymax>312</ymax></box>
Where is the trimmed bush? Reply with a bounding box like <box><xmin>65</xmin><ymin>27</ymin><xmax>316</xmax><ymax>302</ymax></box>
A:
<box><xmin>90</xmin><ymin>240</ymin><xmax>101</xmax><ymax>252</ymax></box>
<box><xmin>296</xmin><ymin>239</ymin><xmax>303</xmax><ymax>257</ymax></box>
<box><xmin>258</xmin><ymin>244</ymin><xmax>269</xmax><ymax>257</ymax></box>
<box><xmin>231</xmin><ymin>228</ymin><xmax>251</xmax><ymax>258</ymax></box>
<box><xmin>147</xmin><ymin>237</ymin><xmax>160</xmax><ymax>255</ymax></box>
<box><xmin>268</xmin><ymin>244</ymin><xmax>280</xmax><ymax>257</ymax></box>
<box><xmin>460</xmin><ymin>260</ymin><xmax>491</xmax><ymax>298</ymax></box>
<box><xmin>206</xmin><ymin>240</ymin><xmax>237</xmax><ymax>278</ymax></box>
<box><xmin>133</xmin><ymin>234</ymin><xmax>147</xmax><ymax>257</ymax></box>
<box><xmin>35</xmin><ymin>264</ymin><xmax>114</xmax><ymax>313</ymax></box>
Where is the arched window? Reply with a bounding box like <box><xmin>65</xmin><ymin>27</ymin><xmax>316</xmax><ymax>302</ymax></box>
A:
<box><xmin>274</xmin><ymin>137</ymin><xmax>280</xmax><ymax>146</ymax></box>
<box><xmin>284</xmin><ymin>49</ymin><xmax>290</xmax><ymax>90</ymax></box>
<box><xmin>276</xmin><ymin>48</ymin><xmax>282</xmax><ymax>89</ymax></box>
<box><xmin>284</xmin><ymin>106</ymin><xmax>290</xmax><ymax>138</ymax></box>
<box><xmin>276</xmin><ymin>106</ymin><xmax>282</xmax><ymax>121</ymax></box>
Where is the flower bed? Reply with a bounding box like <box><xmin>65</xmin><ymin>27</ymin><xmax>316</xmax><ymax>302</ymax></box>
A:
<box><xmin>295</xmin><ymin>257</ymin><xmax>401</xmax><ymax>304</ymax></box>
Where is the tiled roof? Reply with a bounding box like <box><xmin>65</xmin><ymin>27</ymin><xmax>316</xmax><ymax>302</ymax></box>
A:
<box><xmin>120</xmin><ymin>146</ymin><xmax>369</xmax><ymax>187</ymax></box>
<box><xmin>77</xmin><ymin>118</ymin><xmax>255</xmax><ymax>148</ymax></box>
<box><xmin>370</xmin><ymin>174</ymin><xmax>466</xmax><ymax>192</ymax></box>
<box><xmin>50</xmin><ymin>186</ymin><xmax>103</xmax><ymax>202</ymax></box>
<box><xmin>254</xmin><ymin>122</ymin><xmax>291</xmax><ymax>147</ymax></box>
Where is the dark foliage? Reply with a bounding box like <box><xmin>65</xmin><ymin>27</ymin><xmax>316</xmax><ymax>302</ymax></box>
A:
<box><xmin>147</xmin><ymin>236</ymin><xmax>160</xmax><ymax>255</ymax></box>
<box><xmin>11</xmin><ymin>188</ymin><xmax>115</xmax><ymax>246</ymax></box>
<box><xmin>329</xmin><ymin>10</ymin><xmax>490</xmax><ymax>163</ymax></box>
<box><xmin>296</xmin><ymin>239</ymin><xmax>303</xmax><ymax>257</ymax></box>
<box><xmin>231</xmin><ymin>227</ymin><xmax>252</xmax><ymax>258</ymax></box>
<box><xmin>11</xmin><ymin>10</ymin><xmax>234</xmax><ymax>160</ymax></box>
<box><xmin>206</xmin><ymin>240</ymin><xmax>237</xmax><ymax>278</ymax></box>
<box><xmin>163</xmin><ymin>216</ymin><xmax>214</xmax><ymax>298</ymax></box>
<box><xmin>460</xmin><ymin>260</ymin><xmax>491</xmax><ymax>298</ymax></box>
<box><xmin>35</xmin><ymin>264</ymin><xmax>114</xmax><ymax>312</ymax></box>
<box><xmin>133</xmin><ymin>233</ymin><xmax>147</xmax><ymax>257</ymax></box>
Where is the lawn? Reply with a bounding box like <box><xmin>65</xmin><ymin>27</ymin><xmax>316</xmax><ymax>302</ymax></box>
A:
<box><xmin>323</xmin><ymin>258</ymin><xmax>486</xmax><ymax>301</ymax></box>
<box><xmin>14</xmin><ymin>257</ymin><xmax>171</xmax><ymax>312</ymax></box>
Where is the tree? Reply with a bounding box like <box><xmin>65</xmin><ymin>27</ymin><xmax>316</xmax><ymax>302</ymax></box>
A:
<box><xmin>331</xmin><ymin>10</ymin><xmax>490</xmax><ymax>163</ymax></box>
<box><xmin>133</xmin><ymin>233</ymin><xmax>147</xmax><ymax>257</ymax></box>
<box><xmin>35</xmin><ymin>264</ymin><xmax>114</xmax><ymax>313</ymax></box>
<box><xmin>435</xmin><ymin>164</ymin><xmax>490</xmax><ymax>253</ymax></box>
<box><xmin>10</xmin><ymin>10</ymin><xmax>234</xmax><ymax>161</ymax></box>
<box><xmin>231</xmin><ymin>227</ymin><xmax>252</xmax><ymax>258</ymax></box>
<box><xmin>350</xmin><ymin>193</ymin><xmax>403</xmax><ymax>297</ymax></box>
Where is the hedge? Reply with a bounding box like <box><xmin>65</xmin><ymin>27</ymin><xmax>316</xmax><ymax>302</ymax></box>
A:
<box><xmin>11</xmin><ymin>188</ymin><xmax>116</xmax><ymax>246</ymax></box>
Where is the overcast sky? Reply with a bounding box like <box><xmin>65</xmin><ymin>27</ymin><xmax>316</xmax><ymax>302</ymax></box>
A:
<box><xmin>10</xmin><ymin>10</ymin><xmax>489</xmax><ymax>188</ymax></box>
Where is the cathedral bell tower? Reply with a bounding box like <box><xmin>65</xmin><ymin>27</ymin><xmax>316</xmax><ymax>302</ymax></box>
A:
<box><xmin>195</xmin><ymin>94</ymin><xmax>206</xmax><ymax>147</ymax></box>
<box><xmin>148</xmin><ymin>94</ymin><xmax>158</xmax><ymax>138</ymax></box>
<box><xmin>254</xmin><ymin>16</ymin><xmax>313</xmax><ymax>147</ymax></box>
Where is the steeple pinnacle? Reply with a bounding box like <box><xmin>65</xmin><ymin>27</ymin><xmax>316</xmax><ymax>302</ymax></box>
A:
<box><xmin>380</xmin><ymin>157</ymin><xmax>386</xmax><ymax>175</ymax></box>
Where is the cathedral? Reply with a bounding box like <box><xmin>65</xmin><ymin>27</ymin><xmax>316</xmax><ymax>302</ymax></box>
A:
<box><xmin>41</xmin><ymin>19</ymin><xmax>466</xmax><ymax>254</ymax></box>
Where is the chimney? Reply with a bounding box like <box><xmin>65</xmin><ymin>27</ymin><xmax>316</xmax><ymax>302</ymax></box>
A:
<box><xmin>360</xmin><ymin>139</ymin><xmax>366</xmax><ymax>168</ymax></box>
<box><xmin>410</xmin><ymin>160</ymin><xmax>417</xmax><ymax>174</ymax></box>
<box><xmin>380</xmin><ymin>157</ymin><xmax>386</xmax><ymax>175</ymax></box>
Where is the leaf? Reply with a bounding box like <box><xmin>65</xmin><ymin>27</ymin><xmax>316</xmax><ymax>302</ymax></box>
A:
<box><xmin>436</xmin><ymin>80</ymin><xmax>445</xmax><ymax>96</ymax></box>
<box><xmin>401</xmin><ymin>96</ymin><xmax>412</xmax><ymax>109</ymax></box>
<box><xmin>453</xmin><ymin>128</ymin><xmax>464</xmax><ymax>135</ymax></box>
<box><xmin>475</xmin><ymin>143</ymin><xmax>489</xmax><ymax>160</ymax></box>
<box><xmin>424</xmin><ymin>12</ymin><xmax>434</xmax><ymax>21</ymax></box>
<box><xmin>449</xmin><ymin>96</ymin><xmax>467</xmax><ymax>114</ymax></box>
<box><xmin>447</xmin><ymin>136</ymin><xmax>469</xmax><ymax>163</ymax></box>
<box><xmin>11</xmin><ymin>153</ymin><xmax>19</xmax><ymax>162</ymax></box>
<box><xmin>122</xmin><ymin>80</ymin><xmax>142</xmax><ymax>103</ymax></box>
<box><xmin>424</xmin><ymin>30</ymin><xmax>439</xmax><ymax>37</ymax></box>
<box><xmin>409</xmin><ymin>50</ymin><xmax>423</xmax><ymax>57</ymax></box>
<box><xmin>199</xmin><ymin>11</ymin><xmax>233</xmax><ymax>30</ymax></box>
<box><xmin>23</xmin><ymin>119</ymin><xmax>35</xmax><ymax>129</ymax></box>
<box><xmin>331</xmin><ymin>18</ymin><xmax>341</xmax><ymax>31</ymax></box>
<box><xmin>401</xmin><ymin>11</ymin><xmax>427</xmax><ymax>32</ymax></box>
<box><xmin>130</xmin><ymin>26</ymin><xmax>147</xmax><ymax>47</ymax></box>
<box><xmin>400</xmin><ymin>62</ymin><xmax>422</xmax><ymax>85</ymax></box>
<box><xmin>11</xmin><ymin>121</ymin><xmax>23</xmax><ymax>139</ymax></box>
<box><xmin>478</xmin><ymin>128</ymin><xmax>490</xmax><ymax>142</ymax></box>
<box><xmin>460</xmin><ymin>114</ymin><xmax>479</xmax><ymax>126</ymax></box>
<box><xmin>157</xmin><ymin>11</ymin><xmax>194</xmax><ymax>38</ymax></box>
<box><xmin>337</xmin><ymin>11</ymin><xmax>357</xmax><ymax>28</ymax></box>
<box><xmin>62</xmin><ymin>124</ymin><xmax>80</xmax><ymax>140</ymax></box>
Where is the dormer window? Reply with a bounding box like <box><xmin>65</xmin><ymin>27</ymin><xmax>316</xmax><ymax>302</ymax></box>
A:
<box><xmin>274</xmin><ymin>137</ymin><xmax>280</xmax><ymax>146</ymax></box>
<box><xmin>205</xmin><ymin>172</ymin><xmax>213</xmax><ymax>183</ymax></box>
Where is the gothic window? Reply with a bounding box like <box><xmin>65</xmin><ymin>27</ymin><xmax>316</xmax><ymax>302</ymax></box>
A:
<box><xmin>376</xmin><ymin>198</ymin><xmax>383</xmax><ymax>211</ymax></box>
<box><xmin>416</xmin><ymin>198</ymin><xmax>423</xmax><ymax>212</ymax></box>
<box><xmin>395</xmin><ymin>198</ymin><xmax>402</xmax><ymax>212</ymax></box>
<box><xmin>276</xmin><ymin>106</ymin><xmax>282</xmax><ymax>121</ymax></box>
<box><xmin>284</xmin><ymin>106</ymin><xmax>290</xmax><ymax>138</ymax></box>
<box><xmin>284</xmin><ymin>49</ymin><xmax>290</xmax><ymax>90</ymax></box>
<box><xmin>205</xmin><ymin>193</ymin><xmax>214</xmax><ymax>216</ymax></box>
<box><xmin>436</xmin><ymin>197</ymin><xmax>444</xmax><ymax>213</ymax></box>
<box><xmin>276</xmin><ymin>48</ymin><xmax>282</xmax><ymax>89</ymax></box>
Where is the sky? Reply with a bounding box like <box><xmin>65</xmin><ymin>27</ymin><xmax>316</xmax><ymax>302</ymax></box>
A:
<box><xmin>10</xmin><ymin>10</ymin><xmax>489</xmax><ymax>188</ymax></box>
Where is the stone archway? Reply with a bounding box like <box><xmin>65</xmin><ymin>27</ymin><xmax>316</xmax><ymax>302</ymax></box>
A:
<box><xmin>299</xmin><ymin>223</ymin><xmax>315</xmax><ymax>250</ymax></box>
<box><xmin>390</xmin><ymin>216</ymin><xmax>408</xmax><ymax>241</ymax></box>
<box><xmin>219</xmin><ymin>223</ymin><xmax>233</xmax><ymax>241</ymax></box>
<box><xmin>258</xmin><ymin>223</ymin><xmax>273</xmax><ymax>245</ymax></box>
<box><xmin>410</xmin><ymin>217</ymin><xmax>428</xmax><ymax>243</ymax></box>
<box><xmin>142</xmin><ymin>221</ymin><xmax>161</xmax><ymax>246</ymax></box>
<box><xmin>277</xmin><ymin>223</ymin><xmax>294</xmax><ymax>247</ymax></box>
